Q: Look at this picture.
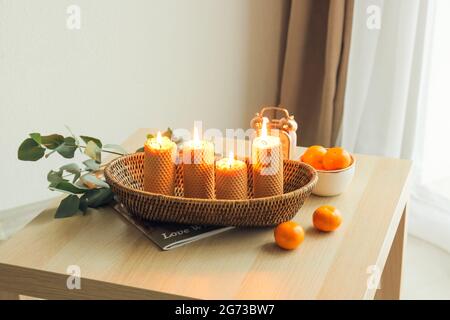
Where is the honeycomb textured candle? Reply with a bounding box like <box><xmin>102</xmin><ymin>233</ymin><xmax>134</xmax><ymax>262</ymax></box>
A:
<box><xmin>215</xmin><ymin>157</ymin><xmax>247</xmax><ymax>200</ymax></box>
<box><xmin>182</xmin><ymin>140</ymin><xmax>215</xmax><ymax>199</ymax></box>
<box><xmin>144</xmin><ymin>136</ymin><xmax>177</xmax><ymax>196</ymax></box>
<box><xmin>252</xmin><ymin>135</ymin><xmax>283</xmax><ymax>198</ymax></box>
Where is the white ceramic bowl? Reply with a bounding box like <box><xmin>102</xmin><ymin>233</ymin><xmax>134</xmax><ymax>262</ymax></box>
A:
<box><xmin>310</xmin><ymin>155</ymin><xmax>355</xmax><ymax>197</ymax></box>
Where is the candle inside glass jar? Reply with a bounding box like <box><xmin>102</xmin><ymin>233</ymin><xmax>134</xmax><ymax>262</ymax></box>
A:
<box><xmin>144</xmin><ymin>131</ymin><xmax>177</xmax><ymax>195</ymax></box>
<box><xmin>252</xmin><ymin>118</ymin><xmax>283</xmax><ymax>198</ymax></box>
<box><xmin>215</xmin><ymin>152</ymin><xmax>247</xmax><ymax>200</ymax></box>
<box><xmin>182</xmin><ymin>127</ymin><xmax>215</xmax><ymax>199</ymax></box>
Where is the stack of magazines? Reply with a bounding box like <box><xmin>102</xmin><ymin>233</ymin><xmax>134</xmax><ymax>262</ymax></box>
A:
<box><xmin>114</xmin><ymin>203</ymin><xmax>234</xmax><ymax>251</ymax></box>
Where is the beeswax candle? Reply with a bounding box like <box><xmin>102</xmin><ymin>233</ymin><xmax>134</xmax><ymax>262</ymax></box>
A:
<box><xmin>215</xmin><ymin>152</ymin><xmax>247</xmax><ymax>200</ymax></box>
<box><xmin>252</xmin><ymin>118</ymin><xmax>283</xmax><ymax>198</ymax></box>
<box><xmin>144</xmin><ymin>132</ymin><xmax>177</xmax><ymax>195</ymax></box>
<box><xmin>182</xmin><ymin>127</ymin><xmax>215</xmax><ymax>199</ymax></box>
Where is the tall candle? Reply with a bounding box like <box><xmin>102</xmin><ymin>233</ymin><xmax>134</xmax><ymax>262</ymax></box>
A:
<box><xmin>215</xmin><ymin>152</ymin><xmax>247</xmax><ymax>200</ymax></box>
<box><xmin>144</xmin><ymin>132</ymin><xmax>177</xmax><ymax>195</ymax></box>
<box><xmin>182</xmin><ymin>127</ymin><xmax>215</xmax><ymax>199</ymax></box>
<box><xmin>252</xmin><ymin>118</ymin><xmax>283</xmax><ymax>198</ymax></box>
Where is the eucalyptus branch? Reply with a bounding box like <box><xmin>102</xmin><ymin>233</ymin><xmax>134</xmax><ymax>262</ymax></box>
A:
<box><xmin>78</xmin><ymin>145</ymin><xmax>125</xmax><ymax>157</ymax></box>
<box><xmin>17</xmin><ymin>128</ymin><xmax>175</xmax><ymax>219</ymax></box>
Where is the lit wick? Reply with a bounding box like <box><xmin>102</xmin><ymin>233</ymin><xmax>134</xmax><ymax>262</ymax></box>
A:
<box><xmin>192</xmin><ymin>126</ymin><xmax>202</xmax><ymax>148</ymax></box>
<box><xmin>155</xmin><ymin>131</ymin><xmax>163</xmax><ymax>149</ymax></box>
<box><xmin>260</xmin><ymin>117</ymin><xmax>269</xmax><ymax>146</ymax></box>
<box><xmin>261</xmin><ymin>117</ymin><xmax>268</xmax><ymax>138</ymax></box>
<box><xmin>227</xmin><ymin>151</ymin><xmax>234</xmax><ymax>169</ymax></box>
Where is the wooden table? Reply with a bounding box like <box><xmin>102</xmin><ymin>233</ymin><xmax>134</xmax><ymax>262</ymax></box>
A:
<box><xmin>0</xmin><ymin>129</ymin><xmax>412</xmax><ymax>300</ymax></box>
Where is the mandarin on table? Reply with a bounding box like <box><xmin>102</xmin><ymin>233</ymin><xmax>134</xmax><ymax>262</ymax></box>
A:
<box><xmin>313</xmin><ymin>205</ymin><xmax>342</xmax><ymax>232</ymax></box>
<box><xmin>301</xmin><ymin>145</ymin><xmax>327</xmax><ymax>170</ymax></box>
<box><xmin>274</xmin><ymin>221</ymin><xmax>305</xmax><ymax>250</ymax></box>
<box><xmin>322</xmin><ymin>147</ymin><xmax>352</xmax><ymax>171</ymax></box>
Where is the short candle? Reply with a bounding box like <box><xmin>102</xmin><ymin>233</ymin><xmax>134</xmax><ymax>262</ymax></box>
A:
<box><xmin>252</xmin><ymin>118</ymin><xmax>284</xmax><ymax>198</ymax></box>
<box><xmin>182</xmin><ymin>127</ymin><xmax>215</xmax><ymax>199</ymax></box>
<box><xmin>215</xmin><ymin>152</ymin><xmax>248</xmax><ymax>200</ymax></box>
<box><xmin>144</xmin><ymin>132</ymin><xmax>177</xmax><ymax>195</ymax></box>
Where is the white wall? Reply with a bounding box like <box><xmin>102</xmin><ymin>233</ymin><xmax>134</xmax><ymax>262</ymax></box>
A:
<box><xmin>0</xmin><ymin>0</ymin><xmax>287</xmax><ymax>211</ymax></box>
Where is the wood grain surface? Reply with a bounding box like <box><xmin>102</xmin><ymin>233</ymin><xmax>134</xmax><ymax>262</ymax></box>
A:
<box><xmin>0</xmin><ymin>129</ymin><xmax>412</xmax><ymax>299</ymax></box>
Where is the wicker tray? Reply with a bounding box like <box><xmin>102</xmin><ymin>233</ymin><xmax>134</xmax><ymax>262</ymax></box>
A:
<box><xmin>104</xmin><ymin>153</ymin><xmax>318</xmax><ymax>227</ymax></box>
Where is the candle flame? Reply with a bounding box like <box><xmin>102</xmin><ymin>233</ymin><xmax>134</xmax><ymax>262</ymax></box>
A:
<box><xmin>261</xmin><ymin>117</ymin><xmax>269</xmax><ymax>138</ymax></box>
<box><xmin>227</xmin><ymin>151</ymin><xmax>234</xmax><ymax>167</ymax></box>
<box><xmin>193</xmin><ymin>126</ymin><xmax>200</xmax><ymax>144</ymax></box>
<box><xmin>156</xmin><ymin>131</ymin><xmax>163</xmax><ymax>144</ymax></box>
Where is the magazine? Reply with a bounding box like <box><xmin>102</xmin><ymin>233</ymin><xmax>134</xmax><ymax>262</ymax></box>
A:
<box><xmin>113</xmin><ymin>203</ymin><xmax>234</xmax><ymax>251</ymax></box>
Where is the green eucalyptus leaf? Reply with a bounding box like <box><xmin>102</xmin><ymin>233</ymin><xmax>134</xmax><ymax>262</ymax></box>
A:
<box><xmin>163</xmin><ymin>128</ymin><xmax>173</xmax><ymax>138</ymax></box>
<box><xmin>102</xmin><ymin>144</ymin><xmax>128</xmax><ymax>155</ymax></box>
<box><xmin>55</xmin><ymin>195</ymin><xmax>80</xmax><ymax>218</ymax></box>
<box><xmin>47</xmin><ymin>170</ymin><xmax>66</xmax><ymax>184</ymax></box>
<box><xmin>80</xmin><ymin>136</ymin><xmax>102</xmax><ymax>148</ymax></box>
<box><xmin>79</xmin><ymin>196</ymin><xmax>88</xmax><ymax>214</ymax></box>
<box><xmin>65</xmin><ymin>125</ymin><xmax>83</xmax><ymax>154</ymax></box>
<box><xmin>41</xmin><ymin>134</ymin><xmax>65</xmax><ymax>150</ymax></box>
<box><xmin>29</xmin><ymin>133</ymin><xmax>42</xmax><ymax>144</ymax></box>
<box><xmin>81</xmin><ymin>173</ymin><xmax>109</xmax><ymax>189</ymax></box>
<box><xmin>56</xmin><ymin>137</ymin><xmax>77</xmax><ymax>159</ymax></box>
<box><xmin>60</xmin><ymin>163</ymin><xmax>82</xmax><ymax>182</ymax></box>
<box><xmin>81</xmin><ymin>188</ymin><xmax>114</xmax><ymax>208</ymax></box>
<box><xmin>60</xmin><ymin>163</ymin><xmax>81</xmax><ymax>173</ymax></box>
<box><xmin>18</xmin><ymin>138</ymin><xmax>46</xmax><ymax>161</ymax></box>
<box><xmin>73</xmin><ymin>173</ymin><xmax>81</xmax><ymax>184</ymax></box>
<box><xmin>85</xmin><ymin>140</ymin><xmax>101</xmax><ymax>163</ymax></box>
<box><xmin>83</xmin><ymin>159</ymin><xmax>100</xmax><ymax>171</ymax></box>
<box><xmin>50</xmin><ymin>181</ymin><xmax>87</xmax><ymax>194</ymax></box>
<box><xmin>64</xmin><ymin>125</ymin><xmax>79</xmax><ymax>143</ymax></box>
<box><xmin>135</xmin><ymin>146</ymin><xmax>144</xmax><ymax>153</ymax></box>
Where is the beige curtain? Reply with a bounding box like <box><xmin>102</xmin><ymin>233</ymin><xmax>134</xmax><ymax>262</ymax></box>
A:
<box><xmin>279</xmin><ymin>0</ymin><xmax>354</xmax><ymax>147</ymax></box>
